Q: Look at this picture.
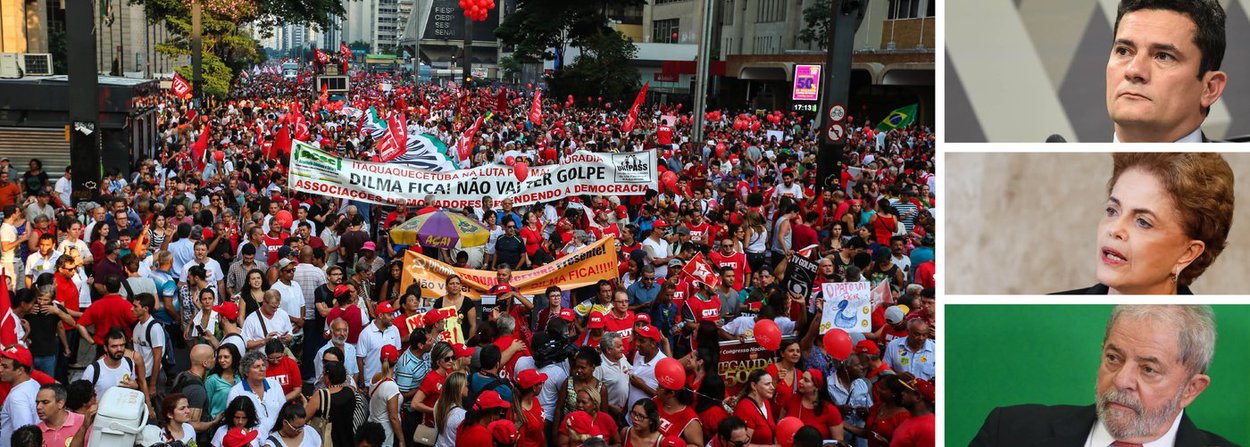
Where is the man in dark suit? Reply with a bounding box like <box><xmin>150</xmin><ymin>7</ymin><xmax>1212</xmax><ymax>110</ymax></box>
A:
<box><xmin>971</xmin><ymin>305</ymin><xmax>1237</xmax><ymax>447</ymax></box>
<box><xmin>1106</xmin><ymin>0</ymin><xmax>1227</xmax><ymax>143</ymax></box>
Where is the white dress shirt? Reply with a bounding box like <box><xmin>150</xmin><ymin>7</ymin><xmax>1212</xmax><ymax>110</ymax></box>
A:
<box><xmin>1085</xmin><ymin>409</ymin><xmax>1182</xmax><ymax>447</ymax></box>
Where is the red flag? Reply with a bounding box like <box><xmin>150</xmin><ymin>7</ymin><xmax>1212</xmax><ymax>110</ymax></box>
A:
<box><xmin>340</xmin><ymin>43</ymin><xmax>352</xmax><ymax>60</ymax></box>
<box><xmin>528</xmin><ymin>88</ymin><xmax>543</xmax><ymax>125</ymax></box>
<box><xmin>495</xmin><ymin>90</ymin><xmax>508</xmax><ymax>115</ymax></box>
<box><xmin>622</xmin><ymin>81</ymin><xmax>649</xmax><ymax>134</ymax></box>
<box><xmin>191</xmin><ymin>124</ymin><xmax>211</xmax><ymax>171</ymax></box>
<box><xmin>288</xmin><ymin>103</ymin><xmax>310</xmax><ymax>141</ymax></box>
<box><xmin>680</xmin><ymin>253</ymin><xmax>720</xmax><ymax>287</ymax></box>
<box><xmin>314</xmin><ymin>48</ymin><xmax>330</xmax><ymax>65</ymax></box>
<box><xmin>0</xmin><ymin>268</ymin><xmax>17</xmax><ymax>347</ymax></box>
<box><xmin>271</xmin><ymin>123</ymin><xmax>292</xmax><ymax>159</ymax></box>
<box><xmin>375</xmin><ymin>112</ymin><xmax>408</xmax><ymax>162</ymax></box>
<box><xmin>457</xmin><ymin>115</ymin><xmax>484</xmax><ymax>163</ymax></box>
<box><xmin>171</xmin><ymin>72</ymin><xmax>192</xmax><ymax>98</ymax></box>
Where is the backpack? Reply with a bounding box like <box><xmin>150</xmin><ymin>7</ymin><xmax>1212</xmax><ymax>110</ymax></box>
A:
<box><xmin>144</xmin><ymin>320</ymin><xmax>177</xmax><ymax>376</ymax></box>
<box><xmin>465</xmin><ymin>373</ymin><xmax>513</xmax><ymax>409</ymax></box>
<box><xmin>89</xmin><ymin>356</ymin><xmax>135</xmax><ymax>385</ymax></box>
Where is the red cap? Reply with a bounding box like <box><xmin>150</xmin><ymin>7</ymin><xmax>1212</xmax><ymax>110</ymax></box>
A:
<box><xmin>911</xmin><ymin>378</ymin><xmax>935</xmax><ymax>402</ymax></box>
<box><xmin>587</xmin><ymin>312</ymin><xmax>606</xmax><ymax>329</ymax></box>
<box><xmin>212</xmin><ymin>301</ymin><xmax>240</xmax><ymax>320</ymax></box>
<box><xmin>422</xmin><ymin>309</ymin><xmax>446</xmax><ymax>326</ymax></box>
<box><xmin>223</xmin><ymin>427</ymin><xmax>259</xmax><ymax>447</ymax></box>
<box><xmin>634</xmin><ymin>313</ymin><xmax>651</xmax><ymax>324</ymax></box>
<box><xmin>636</xmin><ymin>324</ymin><xmax>662</xmax><ymax>342</ymax></box>
<box><xmin>653</xmin><ymin>219</ymin><xmax>668</xmax><ymax>229</ymax></box>
<box><xmin>1</xmin><ymin>345</ymin><xmax>32</xmax><ymax>368</ymax></box>
<box><xmin>490</xmin><ymin>420</ymin><xmax>519</xmax><ymax>444</ymax></box>
<box><xmin>473</xmin><ymin>390</ymin><xmax>511</xmax><ymax>410</ymax></box>
<box><xmin>333</xmin><ymin>284</ymin><xmax>352</xmax><ymax>298</ymax></box>
<box><xmin>747</xmin><ymin>301</ymin><xmax>763</xmax><ymax>312</ymax></box>
<box><xmin>375</xmin><ymin>300</ymin><xmax>398</xmax><ymax>315</ymax></box>
<box><xmin>380</xmin><ymin>344</ymin><xmax>399</xmax><ymax>364</ymax></box>
<box><xmin>855</xmin><ymin>339</ymin><xmax>879</xmax><ymax>356</ymax></box>
<box><xmin>453</xmin><ymin>343</ymin><xmax>476</xmax><ymax>358</ymax></box>
<box><xmin>616</xmin><ymin>205</ymin><xmax>628</xmax><ymax>218</ymax></box>
<box><xmin>565</xmin><ymin>411</ymin><xmax>599</xmax><ymax>436</ymax></box>
<box><xmin>558</xmin><ymin>308</ymin><xmax>576</xmax><ymax>322</ymax></box>
<box><xmin>516</xmin><ymin>369</ymin><xmax>549</xmax><ymax>389</ymax></box>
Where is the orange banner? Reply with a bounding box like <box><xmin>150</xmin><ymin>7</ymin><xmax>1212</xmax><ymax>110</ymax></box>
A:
<box><xmin>400</xmin><ymin>235</ymin><xmax>619</xmax><ymax>302</ymax></box>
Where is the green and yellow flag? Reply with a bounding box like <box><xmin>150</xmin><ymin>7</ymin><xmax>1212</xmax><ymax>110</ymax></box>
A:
<box><xmin>876</xmin><ymin>104</ymin><xmax>918</xmax><ymax>131</ymax></box>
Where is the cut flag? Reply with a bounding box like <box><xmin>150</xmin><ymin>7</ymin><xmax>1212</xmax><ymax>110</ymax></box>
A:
<box><xmin>171</xmin><ymin>72</ymin><xmax>192</xmax><ymax>98</ymax></box>
<box><xmin>191</xmin><ymin>124</ymin><xmax>211</xmax><ymax>171</ymax></box>
<box><xmin>528</xmin><ymin>88</ymin><xmax>543</xmax><ymax>125</ymax></box>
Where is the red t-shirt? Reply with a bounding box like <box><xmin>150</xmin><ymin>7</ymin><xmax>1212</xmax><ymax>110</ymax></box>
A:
<box><xmin>867</xmin><ymin>407</ymin><xmax>911</xmax><ymax>447</ymax></box>
<box><xmin>732</xmin><ymin>397</ymin><xmax>776</xmax><ymax>445</ymax></box>
<box><xmin>55</xmin><ymin>274</ymin><xmax>80</xmax><ymax>331</ymax></box>
<box><xmin>78</xmin><ymin>294</ymin><xmax>138</xmax><ymax>346</ymax></box>
<box><xmin>684</xmin><ymin>294</ymin><xmax>721</xmax><ymax>323</ymax></box>
<box><xmin>263</xmin><ymin>233</ymin><xmax>289</xmax><ymax>266</ymax></box>
<box><xmin>418</xmin><ymin>369</ymin><xmax>448</xmax><ymax>425</ymax></box>
<box><xmin>653</xmin><ymin>398</ymin><xmax>699</xmax><ymax>444</ymax></box>
<box><xmin>765</xmin><ymin>364</ymin><xmax>799</xmax><ymax>409</ymax></box>
<box><xmin>782</xmin><ymin>395</ymin><xmax>843</xmax><ymax>439</ymax></box>
<box><xmin>603</xmin><ymin>311</ymin><xmax>635</xmax><ymax>353</ymax></box>
<box><xmin>265</xmin><ymin>356</ymin><xmax>302</xmax><ymax>397</ymax></box>
<box><xmin>889</xmin><ymin>413</ymin><xmax>934</xmax><ymax>447</ymax></box>
<box><xmin>656</xmin><ymin>126</ymin><xmax>673</xmax><ymax>145</ymax></box>
<box><xmin>707</xmin><ymin>251</ymin><xmax>750</xmax><ymax>291</ymax></box>
<box><xmin>517</xmin><ymin>398</ymin><xmax>546</xmax><ymax>447</ymax></box>
<box><xmin>915</xmin><ymin>261</ymin><xmax>935</xmax><ymax>289</ymax></box>
<box><xmin>456</xmin><ymin>423</ymin><xmax>492</xmax><ymax>447</ymax></box>
<box><xmin>685</xmin><ymin>222</ymin><xmax>712</xmax><ymax>245</ymax></box>
<box><xmin>698</xmin><ymin>404</ymin><xmax>729</xmax><ymax>443</ymax></box>
<box><xmin>520</xmin><ymin>227</ymin><xmax>543</xmax><ymax>256</ymax></box>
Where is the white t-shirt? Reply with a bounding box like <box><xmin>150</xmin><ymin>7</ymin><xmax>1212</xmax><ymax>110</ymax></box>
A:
<box><xmin>270</xmin><ymin>281</ymin><xmax>305</xmax><ymax>335</ymax></box>
<box><xmin>212</xmin><ymin>425</ymin><xmax>263</xmax><ymax>447</ymax></box>
<box><xmin>227</xmin><ymin>378</ymin><xmax>287</xmax><ymax>442</ymax></box>
<box><xmin>262</xmin><ymin>426</ymin><xmax>322</xmax><ymax>447</ymax></box>
<box><xmin>593</xmin><ymin>354</ymin><xmax>632</xmax><ymax>409</ymax></box>
<box><xmin>55</xmin><ymin>176</ymin><xmax>72</xmax><ymax>206</ymax></box>
<box><xmin>771</xmin><ymin>183</ymin><xmax>805</xmax><ymax>201</ymax></box>
<box><xmin>434</xmin><ymin>407</ymin><xmax>465</xmax><ymax>447</ymax></box>
<box><xmin>0</xmin><ymin>222</ymin><xmax>16</xmax><ymax>264</ymax></box>
<box><xmin>0</xmin><ymin>379</ymin><xmax>39</xmax><ymax>445</ymax></box>
<box><xmin>641</xmin><ymin>238</ymin><xmax>670</xmax><ymax>279</ymax></box>
<box><xmin>356</xmin><ymin>323</ymin><xmax>401</xmax><ymax>383</ymax></box>
<box><xmin>628</xmin><ymin>351</ymin><xmax>667</xmax><ymax>410</ymax></box>
<box><xmin>133</xmin><ymin>317</ymin><xmax>166</xmax><ymax>378</ymax></box>
<box><xmin>368</xmin><ymin>379</ymin><xmax>401</xmax><ymax>446</ymax></box>
<box><xmin>537</xmin><ymin>360</ymin><xmax>569</xmax><ymax>421</ymax></box>
<box><xmin>181</xmin><ymin>258</ymin><xmax>225</xmax><ymax>286</ymax></box>
<box><xmin>242</xmin><ymin>309</ymin><xmax>294</xmax><ymax>350</ymax></box>
<box><xmin>82</xmin><ymin>357</ymin><xmax>136</xmax><ymax>398</ymax></box>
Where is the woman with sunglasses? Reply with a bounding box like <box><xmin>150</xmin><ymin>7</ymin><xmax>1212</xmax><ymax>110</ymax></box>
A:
<box><xmin>622</xmin><ymin>399</ymin><xmax>665</xmax><ymax>447</ymax></box>
<box><xmin>263</xmin><ymin>401</ymin><xmax>320</xmax><ymax>447</ymax></box>
<box><xmin>455</xmin><ymin>391</ymin><xmax>512</xmax><ymax>447</ymax></box>
<box><xmin>413</xmin><ymin>342</ymin><xmax>456</xmax><ymax>426</ymax></box>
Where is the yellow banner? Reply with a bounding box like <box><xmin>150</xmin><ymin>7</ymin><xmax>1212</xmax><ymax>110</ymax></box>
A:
<box><xmin>400</xmin><ymin>235</ymin><xmax>620</xmax><ymax>301</ymax></box>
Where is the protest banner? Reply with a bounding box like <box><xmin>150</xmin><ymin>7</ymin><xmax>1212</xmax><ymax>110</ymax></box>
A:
<box><xmin>719</xmin><ymin>337</ymin><xmax>793</xmax><ymax>396</ymax></box>
<box><xmin>399</xmin><ymin>235</ymin><xmax>620</xmax><ymax>301</ymax></box>
<box><xmin>288</xmin><ymin>140</ymin><xmax>658</xmax><ymax>208</ymax></box>
<box><xmin>782</xmin><ymin>253</ymin><xmax>818</xmax><ymax>302</ymax></box>
<box><xmin>819</xmin><ymin>282</ymin><xmax>872</xmax><ymax>334</ymax></box>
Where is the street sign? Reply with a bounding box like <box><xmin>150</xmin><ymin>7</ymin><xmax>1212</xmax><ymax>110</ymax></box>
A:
<box><xmin>826</xmin><ymin>123</ymin><xmax>845</xmax><ymax>143</ymax></box>
<box><xmin>829</xmin><ymin>104</ymin><xmax>846</xmax><ymax>122</ymax></box>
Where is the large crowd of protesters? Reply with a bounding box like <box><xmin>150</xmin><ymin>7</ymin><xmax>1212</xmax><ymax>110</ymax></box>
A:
<box><xmin>0</xmin><ymin>63</ymin><xmax>936</xmax><ymax>447</ymax></box>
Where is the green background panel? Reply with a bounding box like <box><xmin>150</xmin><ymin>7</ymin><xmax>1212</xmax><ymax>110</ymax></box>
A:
<box><xmin>946</xmin><ymin>305</ymin><xmax>1250</xmax><ymax>446</ymax></box>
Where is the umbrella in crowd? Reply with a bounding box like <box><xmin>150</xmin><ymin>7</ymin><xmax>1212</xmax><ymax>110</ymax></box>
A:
<box><xmin>390</xmin><ymin>209</ymin><xmax>489</xmax><ymax>249</ymax></box>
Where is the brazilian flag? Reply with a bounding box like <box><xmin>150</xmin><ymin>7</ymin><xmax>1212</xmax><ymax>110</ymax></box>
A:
<box><xmin>876</xmin><ymin>104</ymin><xmax>918</xmax><ymax>131</ymax></box>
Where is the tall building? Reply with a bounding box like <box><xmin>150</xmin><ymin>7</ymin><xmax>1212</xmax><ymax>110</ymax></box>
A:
<box><xmin>1</xmin><ymin>0</ymin><xmax>182</xmax><ymax>76</ymax></box>
<box><xmin>343</xmin><ymin>0</ymin><xmax>379</xmax><ymax>49</ymax></box>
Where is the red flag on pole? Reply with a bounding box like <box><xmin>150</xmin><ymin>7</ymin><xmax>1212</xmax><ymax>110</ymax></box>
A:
<box><xmin>622</xmin><ymin>81</ymin><xmax>649</xmax><ymax>134</ymax></box>
<box><xmin>0</xmin><ymin>268</ymin><xmax>18</xmax><ymax>347</ymax></box>
<box><xmin>271</xmin><ymin>123</ymin><xmax>292</xmax><ymax>159</ymax></box>
<box><xmin>340</xmin><ymin>43</ymin><xmax>352</xmax><ymax>60</ymax></box>
<box><xmin>457</xmin><ymin>115</ymin><xmax>484</xmax><ymax>164</ymax></box>
<box><xmin>495</xmin><ymin>90</ymin><xmax>508</xmax><ymax>115</ymax></box>
<box><xmin>528</xmin><ymin>88</ymin><xmax>543</xmax><ymax>125</ymax></box>
<box><xmin>680</xmin><ymin>253</ymin><xmax>720</xmax><ymax>287</ymax></box>
<box><xmin>191</xmin><ymin>124</ymin><xmax>211</xmax><ymax>171</ymax></box>
<box><xmin>375</xmin><ymin>112</ymin><xmax>408</xmax><ymax>162</ymax></box>
<box><xmin>171</xmin><ymin>72</ymin><xmax>192</xmax><ymax>98</ymax></box>
<box><xmin>314</xmin><ymin>48</ymin><xmax>330</xmax><ymax>65</ymax></box>
<box><xmin>288</xmin><ymin>103</ymin><xmax>309</xmax><ymax>141</ymax></box>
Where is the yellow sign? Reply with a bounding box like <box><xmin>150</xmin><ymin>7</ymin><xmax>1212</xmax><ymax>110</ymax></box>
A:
<box><xmin>400</xmin><ymin>235</ymin><xmax>620</xmax><ymax>301</ymax></box>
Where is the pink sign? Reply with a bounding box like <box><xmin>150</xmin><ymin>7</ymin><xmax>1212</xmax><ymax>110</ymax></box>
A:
<box><xmin>792</xmin><ymin>64</ymin><xmax>821</xmax><ymax>101</ymax></box>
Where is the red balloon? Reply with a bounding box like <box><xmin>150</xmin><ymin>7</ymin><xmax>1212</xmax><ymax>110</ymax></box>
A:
<box><xmin>823</xmin><ymin>329</ymin><xmax>853</xmax><ymax>361</ymax></box>
<box><xmin>714</xmin><ymin>143</ymin><xmax>726</xmax><ymax>158</ymax></box>
<box><xmin>676</xmin><ymin>104</ymin><xmax>682</xmax><ymax>110</ymax></box>
<box><xmin>776</xmin><ymin>417</ymin><xmax>804</xmax><ymax>447</ymax></box>
<box><xmin>754</xmin><ymin>319</ymin><xmax>781</xmax><ymax>351</ymax></box>
<box><xmin>527</xmin><ymin>83</ymin><xmax>533</xmax><ymax>89</ymax></box>
<box><xmin>750</xmin><ymin>121</ymin><xmax>761</xmax><ymax>132</ymax></box>
<box><xmin>213</xmin><ymin>150</ymin><xmax>225</xmax><ymax>162</ymax></box>
<box><xmin>514</xmin><ymin>162</ymin><xmax>529</xmax><ymax>182</ymax></box>
<box><xmin>505</xmin><ymin>155</ymin><xmax>515</xmax><ymax>166</ymax></box>
<box><xmin>275</xmin><ymin>210</ymin><xmax>293</xmax><ymax>229</ymax></box>
<box><xmin>661</xmin><ymin>171</ymin><xmax>678</xmax><ymax>192</ymax></box>
<box><xmin>655</xmin><ymin>357</ymin><xmax>686</xmax><ymax>391</ymax></box>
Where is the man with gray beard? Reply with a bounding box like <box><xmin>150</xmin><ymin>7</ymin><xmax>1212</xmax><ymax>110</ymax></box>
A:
<box><xmin>971</xmin><ymin>305</ymin><xmax>1234</xmax><ymax>447</ymax></box>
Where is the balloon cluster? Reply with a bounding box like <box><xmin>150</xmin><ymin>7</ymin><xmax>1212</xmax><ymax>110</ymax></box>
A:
<box><xmin>765</xmin><ymin>110</ymin><xmax>784</xmax><ymax>124</ymax></box>
<box><xmin>704</xmin><ymin>110</ymin><xmax>723</xmax><ymax>122</ymax></box>
<box><xmin>459</xmin><ymin>0</ymin><xmax>494</xmax><ymax>21</ymax></box>
<box><xmin>733</xmin><ymin>113</ymin><xmax>761</xmax><ymax>132</ymax></box>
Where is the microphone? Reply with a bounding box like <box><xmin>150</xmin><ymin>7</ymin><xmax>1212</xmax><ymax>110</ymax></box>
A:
<box><xmin>1046</xmin><ymin>134</ymin><xmax>1067</xmax><ymax>143</ymax></box>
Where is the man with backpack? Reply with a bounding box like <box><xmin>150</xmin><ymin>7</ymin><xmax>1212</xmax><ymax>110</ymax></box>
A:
<box><xmin>170</xmin><ymin>343</ymin><xmax>214</xmax><ymax>447</ymax></box>
<box><xmin>130</xmin><ymin>293</ymin><xmax>170</xmax><ymax>395</ymax></box>
<box><xmin>81</xmin><ymin>327</ymin><xmax>139</xmax><ymax>400</ymax></box>
<box><xmin>467</xmin><ymin>345</ymin><xmax>513</xmax><ymax>403</ymax></box>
